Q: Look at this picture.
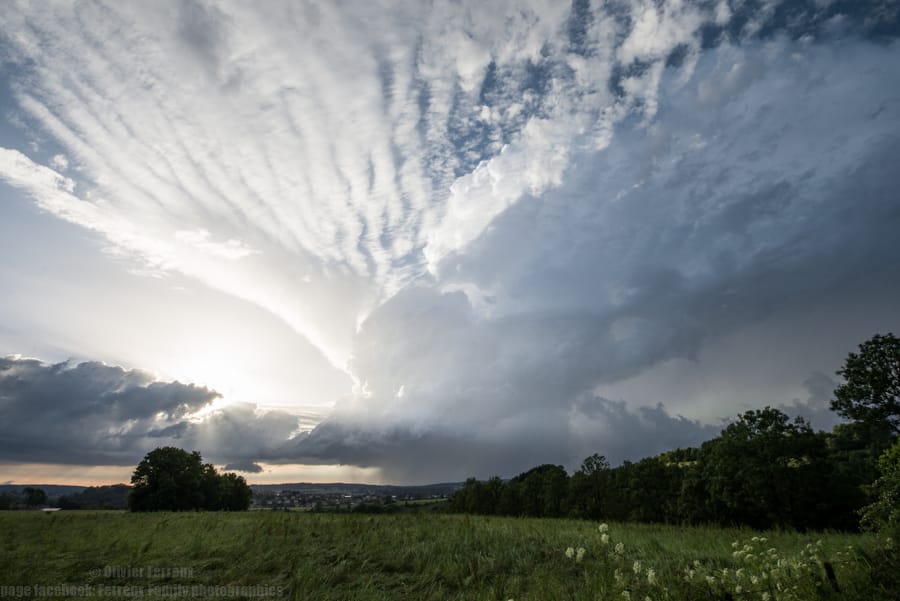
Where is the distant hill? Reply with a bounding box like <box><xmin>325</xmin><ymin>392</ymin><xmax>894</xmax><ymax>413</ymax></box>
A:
<box><xmin>58</xmin><ymin>484</ymin><xmax>130</xmax><ymax>509</ymax></box>
<box><xmin>0</xmin><ymin>484</ymin><xmax>87</xmax><ymax>497</ymax></box>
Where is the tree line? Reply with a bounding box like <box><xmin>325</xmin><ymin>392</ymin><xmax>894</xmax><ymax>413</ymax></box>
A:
<box><xmin>450</xmin><ymin>333</ymin><xmax>900</xmax><ymax>533</ymax></box>
<box><xmin>0</xmin><ymin>486</ymin><xmax>48</xmax><ymax>510</ymax></box>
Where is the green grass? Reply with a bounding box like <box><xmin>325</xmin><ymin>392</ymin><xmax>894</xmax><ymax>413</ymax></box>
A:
<box><xmin>0</xmin><ymin>511</ymin><xmax>893</xmax><ymax>600</ymax></box>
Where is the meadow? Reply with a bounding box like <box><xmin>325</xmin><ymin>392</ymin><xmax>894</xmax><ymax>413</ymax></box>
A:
<box><xmin>0</xmin><ymin>511</ymin><xmax>895</xmax><ymax>600</ymax></box>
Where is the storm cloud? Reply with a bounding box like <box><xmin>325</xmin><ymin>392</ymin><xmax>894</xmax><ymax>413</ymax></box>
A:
<box><xmin>0</xmin><ymin>357</ymin><xmax>218</xmax><ymax>464</ymax></box>
<box><xmin>281</xmin><ymin>30</ymin><xmax>900</xmax><ymax>480</ymax></box>
<box><xmin>0</xmin><ymin>1</ymin><xmax>898</xmax><ymax>482</ymax></box>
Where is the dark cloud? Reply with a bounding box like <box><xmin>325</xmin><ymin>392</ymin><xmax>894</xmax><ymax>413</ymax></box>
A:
<box><xmin>0</xmin><ymin>356</ymin><xmax>219</xmax><ymax>464</ymax></box>
<box><xmin>275</xmin><ymin>396</ymin><xmax>720</xmax><ymax>483</ymax></box>
<box><xmin>0</xmin><ymin>357</ymin><xmax>310</xmax><ymax>470</ymax></box>
<box><xmin>222</xmin><ymin>461</ymin><xmax>263</xmax><ymax>474</ymax></box>
<box><xmin>184</xmin><ymin>402</ymin><xmax>301</xmax><ymax>463</ymax></box>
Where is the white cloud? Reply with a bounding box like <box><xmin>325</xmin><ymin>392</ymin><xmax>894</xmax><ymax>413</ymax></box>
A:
<box><xmin>174</xmin><ymin>229</ymin><xmax>258</xmax><ymax>260</ymax></box>
<box><xmin>49</xmin><ymin>153</ymin><xmax>69</xmax><ymax>170</ymax></box>
<box><xmin>618</xmin><ymin>0</ymin><xmax>705</xmax><ymax>64</ymax></box>
<box><xmin>0</xmin><ymin>1</ymin><xmax>602</xmax><ymax>368</ymax></box>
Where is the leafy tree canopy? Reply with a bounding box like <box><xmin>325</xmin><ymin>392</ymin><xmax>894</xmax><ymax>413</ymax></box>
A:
<box><xmin>860</xmin><ymin>438</ymin><xmax>900</xmax><ymax>536</ymax></box>
<box><xmin>23</xmin><ymin>487</ymin><xmax>46</xmax><ymax>507</ymax></box>
<box><xmin>831</xmin><ymin>332</ymin><xmax>900</xmax><ymax>435</ymax></box>
<box><xmin>128</xmin><ymin>447</ymin><xmax>251</xmax><ymax>512</ymax></box>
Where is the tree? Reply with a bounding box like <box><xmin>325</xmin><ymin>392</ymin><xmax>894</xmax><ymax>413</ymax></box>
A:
<box><xmin>579</xmin><ymin>453</ymin><xmax>609</xmax><ymax>476</ymax></box>
<box><xmin>128</xmin><ymin>447</ymin><xmax>251</xmax><ymax>511</ymax></box>
<box><xmin>129</xmin><ymin>447</ymin><xmax>205</xmax><ymax>511</ymax></box>
<box><xmin>509</xmin><ymin>464</ymin><xmax>569</xmax><ymax>518</ymax></box>
<box><xmin>23</xmin><ymin>487</ymin><xmax>47</xmax><ymax>507</ymax></box>
<box><xmin>218</xmin><ymin>472</ymin><xmax>252</xmax><ymax>511</ymax></box>
<box><xmin>699</xmin><ymin>407</ymin><xmax>839</xmax><ymax>529</ymax></box>
<box><xmin>567</xmin><ymin>454</ymin><xmax>611</xmax><ymax>519</ymax></box>
<box><xmin>859</xmin><ymin>438</ymin><xmax>900</xmax><ymax>536</ymax></box>
<box><xmin>831</xmin><ymin>332</ymin><xmax>900</xmax><ymax>436</ymax></box>
<box><xmin>0</xmin><ymin>492</ymin><xmax>15</xmax><ymax>510</ymax></box>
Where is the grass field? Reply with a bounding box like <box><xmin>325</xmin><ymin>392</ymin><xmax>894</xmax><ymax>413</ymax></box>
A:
<box><xmin>0</xmin><ymin>511</ymin><xmax>895</xmax><ymax>600</ymax></box>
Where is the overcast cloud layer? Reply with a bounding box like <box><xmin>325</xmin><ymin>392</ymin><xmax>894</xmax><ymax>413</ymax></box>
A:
<box><xmin>1</xmin><ymin>0</ymin><xmax>899</xmax><ymax>482</ymax></box>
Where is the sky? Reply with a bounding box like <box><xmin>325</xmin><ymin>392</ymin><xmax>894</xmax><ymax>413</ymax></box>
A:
<box><xmin>1</xmin><ymin>0</ymin><xmax>899</xmax><ymax>486</ymax></box>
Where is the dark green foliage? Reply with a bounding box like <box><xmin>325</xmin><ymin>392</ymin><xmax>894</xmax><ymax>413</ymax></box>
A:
<box><xmin>860</xmin><ymin>438</ymin><xmax>900</xmax><ymax>537</ymax></box>
<box><xmin>218</xmin><ymin>472</ymin><xmax>253</xmax><ymax>511</ymax></box>
<box><xmin>0</xmin><ymin>492</ymin><xmax>14</xmax><ymax>509</ymax></box>
<box><xmin>509</xmin><ymin>464</ymin><xmax>568</xmax><ymax>518</ymax></box>
<box><xmin>831</xmin><ymin>332</ymin><xmax>900</xmax><ymax>436</ymax></box>
<box><xmin>451</xmin><ymin>407</ymin><xmax>868</xmax><ymax>531</ymax></box>
<box><xmin>565</xmin><ymin>454</ymin><xmax>610</xmax><ymax>519</ymax></box>
<box><xmin>450</xmin><ymin>465</ymin><xmax>569</xmax><ymax>517</ymax></box>
<box><xmin>127</xmin><ymin>447</ymin><xmax>251</xmax><ymax>512</ymax></box>
<box><xmin>57</xmin><ymin>484</ymin><xmax>130</xmax><ymax>509</ymax></box>
<box><xmin>23</xmin><ymin>487</ymin><xmax>46</xmax><ymax>507</ymax></box>
<box><xmin>696</xmin><ymin>408</ymin><xmax>842</xmax><ymax>530</ymax></box>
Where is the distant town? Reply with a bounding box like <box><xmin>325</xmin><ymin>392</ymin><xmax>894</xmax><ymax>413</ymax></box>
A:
<box><xmin>0</xmin><ymin>482</ymin><xmax>463</xmax><ymax>512</ymax></box>
<box><xmin>248</xmin><ymin>482</ymin><xmax>460</xmax><ymax>512</ymax></box>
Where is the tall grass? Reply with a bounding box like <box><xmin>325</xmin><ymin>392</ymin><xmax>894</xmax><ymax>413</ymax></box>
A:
<box><xmin>0</xmin><ymin>511</ymin><xmax>890</xmax><ymax>600</ymax></box>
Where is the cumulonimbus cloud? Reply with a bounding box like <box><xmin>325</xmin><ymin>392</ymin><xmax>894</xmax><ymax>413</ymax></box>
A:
<box><xmin>1</xmin><ymin>1</ymin><xmax>898</xmax><ymax>480</ymax></box>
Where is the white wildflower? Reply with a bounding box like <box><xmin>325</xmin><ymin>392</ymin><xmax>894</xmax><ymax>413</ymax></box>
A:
<box><xmin>576</xmin><ymin>547</ymin><xmax>586</xmax><ymax>563</ymax></box>
<box><xmin>599</xmin><ymin>523</ymin><xmax>609</xmax><ymax>533</ymax></box>
<box><xmin>647</xmin><ymin>568</ymin><xmax>657</xmax><ymax>585</ymax></box>
<box><xmin>601</xmin><ymin>534</ymin><xmax>610</xmax><ymax>545</ymax></box>
<box><xmin>633</xmin><ymin>560</ymin><xmax>642</xmax><ymax>575</ymax></box>
<box><xmin>565</xmin><ymin>547</ymin><xmax>575</xmax><ymax>559</ymax></box>
<box><xmin>615</xmin><ymin>543</ymin><xmax>625</xmax><ymax>555</ymax></box>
